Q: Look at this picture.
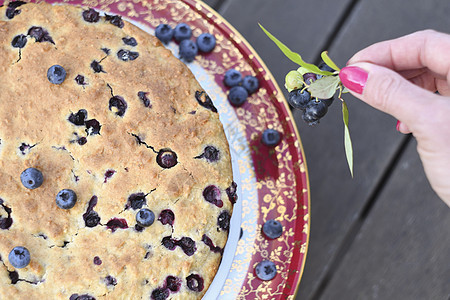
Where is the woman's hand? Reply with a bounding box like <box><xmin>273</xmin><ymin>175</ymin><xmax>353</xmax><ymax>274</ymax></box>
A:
<box><xmin>339</xmin><ymin>30</ymin><xmax>450</xmax><ymax>207</ymax></box>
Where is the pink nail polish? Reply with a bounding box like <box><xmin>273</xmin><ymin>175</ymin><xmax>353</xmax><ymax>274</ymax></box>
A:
<box><xmin>396</xmin><ymin>120</ymin><xmax>401</xmax><ymax>131</ymax></box>
<box><xmin>339</xmin><ymin>66</ymin><xmax>368</xmax><ymax>94</ymax></box>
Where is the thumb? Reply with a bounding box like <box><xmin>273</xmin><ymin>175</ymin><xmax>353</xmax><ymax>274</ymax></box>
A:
<box><xmin>339</xmin><ymin>63</ymin><xmax>438</xmax><ymax>127</ymax></box>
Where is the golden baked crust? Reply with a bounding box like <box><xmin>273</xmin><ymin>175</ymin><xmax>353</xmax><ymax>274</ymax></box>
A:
<box><xmin>0</xmin><ymin>2</ymin><xmax>235</xmax><ymax>299</ymax></box>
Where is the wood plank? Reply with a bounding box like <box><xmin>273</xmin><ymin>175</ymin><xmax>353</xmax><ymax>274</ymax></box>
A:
<box><xmin>295</xmin><ymin>0</ymin><xmax>450</xmax><ymax>298</ymax></box>
<box><xmin>319</xmin><ymin>139</ymin><xmax>450</xmax><ymax>300</ymax></box>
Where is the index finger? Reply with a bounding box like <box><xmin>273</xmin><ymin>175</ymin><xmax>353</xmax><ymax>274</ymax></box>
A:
<box><xmin>347</xmin><ymin>30</ymin><xmax>450</xmax><ymax>79</ymax></box>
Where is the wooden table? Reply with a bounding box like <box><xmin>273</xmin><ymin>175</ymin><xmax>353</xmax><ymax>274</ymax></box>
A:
<box><xmin>203</xmin><ymin>0</ymin><xmax>450</xmax><ymax>299</ymax></box>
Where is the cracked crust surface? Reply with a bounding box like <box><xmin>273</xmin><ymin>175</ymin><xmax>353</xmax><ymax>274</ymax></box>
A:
<box><xmin>0</xmin><ymin>2</ymin><xmax>234</xmax><ymax>299</ymax></box>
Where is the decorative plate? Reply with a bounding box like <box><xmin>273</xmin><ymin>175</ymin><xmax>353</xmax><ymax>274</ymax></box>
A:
<box><xmin>1</xmin><ymin>0</ymin><xmax>310</xmax><ymax>298</ymax></box>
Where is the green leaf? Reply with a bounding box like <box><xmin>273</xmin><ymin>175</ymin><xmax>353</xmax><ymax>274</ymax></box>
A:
<box><xmin>307</xmin><ymin>76</ymin><xmax>340</xmax><ymax>99</ymax></box>
<box><xmin>321</xmin><ymin>51</ymin><xmax>340</xmax><ymax>71</ymax></box>
<box><xmin>296</xmin><ymin>67</ymin><xmax>311</xmax><ymax>76</ymax></box>
<box><xmin>342</xmin><ymin>100</ymin><xmax>353</xmax><ymax>177</ymax></box>
<box><xmin>259</xmin><ymin>24</ymin><xmax>333</xmax><ymax>76</ymax></box>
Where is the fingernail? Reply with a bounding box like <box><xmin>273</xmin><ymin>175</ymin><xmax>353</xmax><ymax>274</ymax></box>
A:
<box><xmin>339</xmin><ymin>66</ymin><xmax>368</xmax><ymax>94</ymax></box>
<box><xmin>396</xmin><ymin>120</ymin><xmax>401</xmax><ymax>131</ymax></box>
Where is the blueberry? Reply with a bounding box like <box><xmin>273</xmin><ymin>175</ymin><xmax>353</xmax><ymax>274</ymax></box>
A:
<box><xmin>194</xmin><ymin>145</ymin><xmax>220</xmax><ymax>162</ymax></box>
<box><xmin>301</xmin><ymin>110</ymin><xmax>320</xmax><ymax>126</ymax></box>
<box><xmin>6</xmin><ymin>1</ymin><xmax>26</xmax><ymax>19</ymax></box>
<box><xmin>82</xmin><ymin>8</ymin><xmax>100</xmax><ymax>23</ymax></box>
<box><xmin>27</xmin><ymin>26</ymin><xmax>54</xmax><ymax>44</ymax></box>
<box><xmin>158</xmin><ymin>209</ymin><xmax>175</xmax><ymax>226</ymax></box>
<box><xmin>77</xmin><ymin>137</ymin><xmax>87</xmax><ymax>145</ymax></box>
<box><xmin>104</xmin><ymin>275</ymin><xmax>117</xmax><ymax>286</ymax></box>
<box><xmin>303</xmin><ymin>73</ymin><xmax>317</xmax><ymax>85</ymax></box>
<box><xmin>155</xmin><ymin>24</ymin><xmax>174</xmax><ymax>44</ymax></box>
<box><xmin>186</xmin><ymin>274</ymin><xmax>204</xmax><ymax>292</ymax></box>
<box><xmin>179</xmin><ymin>39</ymin><xmax>198</xmax><ymax>62</ymax></box>
<box><xmin>101</xmin><ymin>48</ymin><xmax>111</xmax><ymax>55</ymax></box>
<box><xmin>162</xmin><ymin>236</ymin><xmax>177</xmax><ymax>250</ymax></box>
<box><xmin>20</xmin><ymin>167</ymin><xmax>44</xmax><ymax>189</ymax></box>
<box><xmin>122</xmin><ymin>37</ymin><xmax>137</xmax><ymax>46</ymax></box>
<box><xmin>84</xmin><ymin>210</ymin><xmax>100</xmax><ymax>227</ymax></box>
<box><xmin>85</xmin><ymin>119</ymin><xmax>101</xmax><ymax>135</ymax></box>
<box><xmin>201</xmin><ymin>234</ymin><xmax>222</xmax><ymax>253</ymax></box>
<box><xmin>47</xmin><ymin>65</ymin><xmax>66</xmax><ymax>85</ymax></box>
<box><xmin>127</xmin><ymin>193</ymin><xmax>146</xmax><ymax>210</ymax></box>
<box><xmin>136</xmin><ymin>208</ymin><xmax>155</xmax><ymax>227</ymax></box>
<box><xmin>117</xmin><ymin>49</ymin><xmax>139</xmax><ymax>61</ymax></box>
<box><xmin>319</xmin><ymin>62</ymin><xmax>335</xmax><ymax>73</ymax></box>
<box><xmin>203</xmin><ymin>185</ymin><xmax>223</xmax><ymax>207</ymax></box>
<box><xmin>56</xmin><ymin>189</ymin><xmax>77</xmax><ymax>209</ymax></box>
<box><xmin>151</xmin><ymin>288</ymin><xmax>169</xmax><ymax>300</ymax></box>
<box><xmin>262</xmin><ymin>219</ymin><xmax>283</xmax><ymax>239</ymax></box>
<box><xmin>106</xmin><ymin>218</ymin><xmax>128</xmax><ymax>232</ymax></box>
<box><xmin>228</xmin><ymin>86</ymin><xmax>248</xmax><ymax>107</ymax></box>
<box><xmin>165</xmin><ymin>276</ymin><xmax>181</xmax><ymax>292</ymax></box>
<box><xmin>288</xmin><ymin>89</ymin><xmax>311</xmax><ymax>110</ymax></box>
<box><xmin>11</xmin><ymin>34</ymin><xmax>27</xmax><ymax>48</ymax></box>
<box><xmin>105</xmin><ymin>14</ymin><xmax>124</xmax><ymax>28</ymax></box>
<box><xmin>109</xmin><ymin>96</ymin><xmax>127</xmax><ymax>117</ymax></box>
<box><xmin>177</xmin><ymin>237</ymin><xmax>196</xmax><ymax>256</ymax></box>
<box><xmin>261</xmin><ymin>129</ymin><xmax>281</xmax><ymax>147</ymax></box>
<box><xmin>138</xmin><ymin>91</ymin><xmax>151</xmax><ymax>108</ymax></box>
<box><xmin>195</xmin><ymin>91</ymin><xmax>217</xmax><ymax>112</ymax></box>
<box><xmin>173</xmin><ymin>23</ymin><xmax>192</xmax><ymax>42</ymax></box>
<box><xmin>196</xmin><ymin>33</ymin><xmax>216</xmax><ymax>53</ymax></box>
<box><xmin>255</xmin><ymin>260</ymin><xmax>277</xmax><ymax>281</ymax></box>
<box><xmin>217</xmin><ymin>210</ymin><xmax>231</xmax><ymax>231</ymax></box>
<box><xmin>69</xmin><ymin>294</ymin><xmax>96</xmax><ymax>300</ymax></box>
<box><xmin>9</xmin><ymin>270</ymin><xmax>19</xmax><ymax>284</ymax></box>
<box><xmin>8</xmin><ymin>246</ymin><xmax>30</xmax><ymax>269</ymax></box>
<box><xmin>226</xmin><ymin>181</ymin><xmax>238</xmax><ymax>204</ymax></box>
<box><xmin>93</xmin><ymin>256</ymin><xmax>102</xmax><ymax>265</ymax></box>
<box><xmin>75</xmin><ymin>75</ymin><xmax>86</xmax><ymax>85</ymax></box>
<box><xmin>104</xmin><ymin>170</ymin><xmax>115</xmax><ymax>183</ymax></box>
<box><xmin>68</xmin><ymin>109</ymin><xmax>88</xmax><ymax>126</ymax></box>
<box><xmin>305</xmin><ymin>99</ymin><xmax>328</xmax><ymax>119</ymax></box>
<box><xmin>223</xmin><ymin>69</ymin><xmax>242</xmax><ymax>87</ymax></box>
<box><xmin>156</xmin><ymin>149</ymin><xmax>178</xmax><ymax>168</ymax></box>
<box><xmin>242</xmin><ymin>75</ymin><xmax>259</xmax><ymax>94</ymax></box>
<box><xmin>90</xmin><ymin>60</ymin><xmax>104</xmax><ymax>73</ymax></box>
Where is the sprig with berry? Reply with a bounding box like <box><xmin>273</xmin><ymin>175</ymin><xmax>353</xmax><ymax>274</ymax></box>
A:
<box><xmin>260</xmin><ymin>24</ymin><xmax>353</xmax><ymax>176</ymax></box>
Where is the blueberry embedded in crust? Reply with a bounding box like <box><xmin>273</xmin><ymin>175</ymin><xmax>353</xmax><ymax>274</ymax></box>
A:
<box><xmin>126</xmin><ymin>193</ymin><xmax>146</xmax><ymax>210</ymax></box>
<box><xmin>201</xmin><ymin>234</ymin><xmax>223</xmax><ymax>254</ymax></box>
<box><xmin>186</xmin><ymin>274</ymin><xmax>204</xmax><ymax>292</ymax></box>
<box><xmin>11</xmin><ymin>34</ymin><xmax>27</xmax><ymax>48</ymax></box>
<box><xmin>90</xmin><ymin>60</ymin><xmax>105</xmax><ymax>73</ymax></box>
<box><xmin>194</xmin><ymin>145</ymin><xmax>220</xmax><ymax>163</ymax></box>
<box><xmin>158</xmin><ymin>209</ymin><xmax>175</xmax><ymax>226</ymax></box>
<box><xmin>217</xmin><ymin>210</ymin><xmax>231</xmax><ymax>231</ymax></box>
<box><xmin>195</xmin><ymin>91</ymin><xmax>218</xmax><ymax>113</ymax></box>
<box><xmin>105</xmin><ymin>13</ymin><xmax>124</xmax><ymax>28</ymax></box>
<box><xmin>156</xmin><ymin>149</ymin><xmax>178</xmax><ymax>169</ymax></box>
<box><xmin>226</xmin><ymin>181</ymin><xmax>238</xmax><ymax>205</ymax></box>
<box><xmin>68</xmin><ymin>109</ymin><xmax>88</xmax><ymax>126</ymax></box>
<box><xmin>203</xmin><ymin>185</ymin><xmax>223</xmax><ymax>208</ymax></box>
<box><xmin>165</xmin><ymin>276</ymin><xmax>181</xmax><ymax>292</ymax></box>
<box><xmin>0</xmin><ymin>200</ymin><xmax>13</xmax><ymax>230</ymax></box>
<box><xmin>6</xmin><ymin>1</ymin><xmax>26</xmax><ymax>19</ymax></box>
<box><xmin>69</xmin><ymin>294</ymin><xmax>96</xmax><ymax>300</ymax></box>
<box><xmin>82</xmin><ymin>8</ymin><xmax>100</xmax><ymax>23</ymax></box>
<box><xmin>108</xmin><ymin>96</ymin><xmax>127</xmax><ymax>117</ymax></box>
<box><xmin>85</xmin><ymin>119</ymin><xmax>101</xmax><ymax>135</ymax></box>
<box><xmin>117</xmin><ymin>49</ymin><xmax>139</xmax><ymax>61</ymax></box>
<box><xmin>27</xmin><ymin>26</ymin><xmax>54</xmax><ymax>44</ymax></box>
<box><xmin>138</xmin><ymin>91</ymin><xmax>151</xmax><ymax>108</ymax></box>
<box><xmin>151</xmin><ymin>288</ymin><xmax>169</xmax><ymax>300</ymax></box>
<box><xmin>122</xmin><ymin>37</ymin><xmax>137</xmax><ymax>46</ymax></box>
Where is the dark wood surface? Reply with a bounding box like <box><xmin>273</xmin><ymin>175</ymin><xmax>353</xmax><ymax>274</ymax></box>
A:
<box><xmin>203</xmin><ymin>0</ymin><xmax>450</xmax><ymax>299</ymax></box>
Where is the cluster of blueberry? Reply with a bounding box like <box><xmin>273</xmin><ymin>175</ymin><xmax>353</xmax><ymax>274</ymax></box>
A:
<box><xmin>287</xmin><ymin>63</ymin><xmax>335</xmax><ymax>125</ymax></box>
<box><xmin>223</xmin><ymin>68</ymin><xmax>259</xmax><ymax>107</ymax></box>
<box><xmin>155</xmin><ymin>23</ymin><xmax>216</xmax><ymax>62</ymax></box>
